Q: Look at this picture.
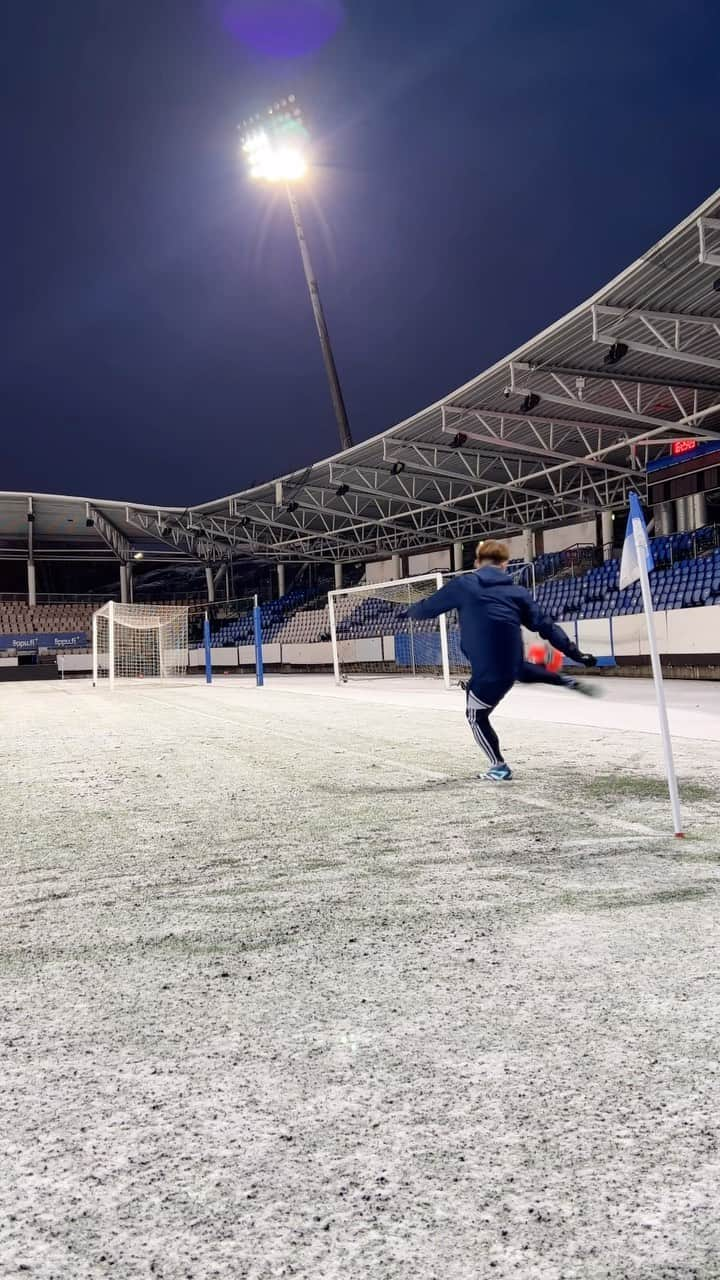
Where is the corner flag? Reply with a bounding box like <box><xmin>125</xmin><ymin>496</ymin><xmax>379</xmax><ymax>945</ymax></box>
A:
<box><xmin>621</xmin><ymin>493</ymin><xmax>683</xmax><ymax>836</ymax></box>
<box><xmin>619</xmin><ymin>491</ymin><xmax>654</xmax><ymax>589</ymax></box>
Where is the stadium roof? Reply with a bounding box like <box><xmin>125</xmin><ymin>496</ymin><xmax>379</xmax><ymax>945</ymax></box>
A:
<box><xmin>0</xmin><ymin>493</ymin><xmax>208</xmax><ymax>565</ymax></box>
<box><xmin>3</xmin><ymin>186</ymin><xmax>720</xmax><ymax>567</ymax></box>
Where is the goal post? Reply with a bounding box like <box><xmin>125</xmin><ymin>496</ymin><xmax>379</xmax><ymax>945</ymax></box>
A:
<box><xmin>188</xmin><ymin>595</ymin><xmax>264</xmax><ymax>686</ymax></box>
<box><xmin>92</xmin><ymin>601</ymin><xmax>189</xmax><ymax>687</ymax></box>
<box><xmin>328</xmin><ymin>573</ymin><xmax>452</xmax><ymax>686</ymax></box>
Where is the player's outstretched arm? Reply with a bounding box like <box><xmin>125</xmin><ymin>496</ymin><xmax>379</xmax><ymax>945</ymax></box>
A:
<box><xmin>406</xmin><ymin>580</ymin><xmax>462</xmax><ymax>621</ymax></box>
<box><xmin>519</xmin><ymin>591</ymin><xmax>596</xmax><ymax>666</ymax></box>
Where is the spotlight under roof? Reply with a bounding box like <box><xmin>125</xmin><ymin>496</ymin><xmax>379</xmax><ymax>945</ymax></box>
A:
<box><xmin>603</xmin><ymin>342</ymin><xmax>628</xmax><ymax>366</ymax></box>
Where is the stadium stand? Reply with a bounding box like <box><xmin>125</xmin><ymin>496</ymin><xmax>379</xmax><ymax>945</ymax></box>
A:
<box><xmin>0</xmin><ymin>602</ymin><xmax>94</xmax><ymax>637</ymax></box>
<box><xmin>270</xmin><ymin>529</ymin><xmax>720</xmax><ymax>646</ymax></box>
<box><xmin>2</xmin><ymin>528</ymin><xmax>719</xmax><ymax>655</ymax></box>
<box><xmin>536</xmin><ymin>531</ymin><xmax>720</xmax><ymax>622</ymax></box>
<box><xmin>209</xmin><ymin>587</ymin><xmax>312</xmax><ymax>647</ymax></box>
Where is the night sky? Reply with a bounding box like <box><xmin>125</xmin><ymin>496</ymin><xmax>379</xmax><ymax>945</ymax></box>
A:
<box><xmin>1</xmin><ymin>0</ymin><xmax>719</xmax><ymax>507</ymax></box>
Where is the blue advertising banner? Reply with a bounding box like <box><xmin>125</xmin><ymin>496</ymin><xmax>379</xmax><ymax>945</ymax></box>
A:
<box><xmin>0</xmin><ymin>632</ymin><xmax>88</xmax><ymax>653</ymax></box>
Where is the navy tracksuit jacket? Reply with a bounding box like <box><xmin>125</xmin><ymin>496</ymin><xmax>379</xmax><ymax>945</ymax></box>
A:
<box><xmin>408</xmin><ymin>566</ymin><xmax>584</xmax><ymax>699</ymax></box>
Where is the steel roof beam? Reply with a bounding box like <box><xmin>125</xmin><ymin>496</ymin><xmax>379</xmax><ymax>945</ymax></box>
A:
<box><xmin>698</xmin><ymin>216</ymin><xmax>720</xmax><ymax>267</ymax></box>
<box><xmin>520</xmin><ymin>361</ymin><xmax>720</xmax><ymax>395</ymax></box>
<box><xmin>439</xmin><ymin>411</ymin><xmax>634</xmax><ymax>476</ymax></box>
<box><xmin>591</xmin><ymin>303</ymin><xmax>720</xmax><ymax>373</ymax></box>
<box><xmin>382</xmin><ymin>445</ymin><xmax>608</xmax><ymax>515</ymax></box>
<box><xmin>87</xmin><ymin>505</ymin><xmax>133</xmax><ymax>561</ymax></box>
<box><xmin>124</xmin><ymin>508</ymin><xmax>225</xmax><ymax>563</ymax></box>
<box><xmin>508</xmin><ymin>362</ymin><xmax>720</xmax><ymax>435</ymax></box>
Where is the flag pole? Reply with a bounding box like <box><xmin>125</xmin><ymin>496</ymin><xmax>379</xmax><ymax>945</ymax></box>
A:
<box><xmin>633</xmin><ymin>518</ymin><xmax>684</xmax><ymax>837</ymax></box>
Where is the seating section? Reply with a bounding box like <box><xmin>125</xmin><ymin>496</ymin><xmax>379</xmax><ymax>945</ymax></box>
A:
<box><xmin>649</xmin><ymin>526</ymin><xmax>716</xmax><ymax>567</ymax></box>
<box><xmin>537</xmin><ymin>545</ymin><xmax>720</xmax><ymax>621</ymax></box>
<box><xmin>0</xmin><ymin>603</ymin><xmax>94</xmax><ymax>636</ymax></box>
<box><xmin>273</xmin><ymin>607</ymin><xmax>332</xmax><ymax>645</ymax></box>
<box><xmin>210</xmin><ymin>588</ymin><xmax>313</xmax><ymax>647</ymax></box>
<box><xmin>533</xmin><ymin>547</ymin><xmax>597</xmax><ymax>583</ymax></box>
<box><xmin>335</xmin><ymin>597</ymin><xmax>436</xmax><ymax>640</ymax></box>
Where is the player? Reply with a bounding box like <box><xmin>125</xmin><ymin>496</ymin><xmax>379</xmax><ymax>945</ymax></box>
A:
<box><xmin>406</xmin><ymin>539</ymin><xmax>600</xmax><ymax>781</ymax></box>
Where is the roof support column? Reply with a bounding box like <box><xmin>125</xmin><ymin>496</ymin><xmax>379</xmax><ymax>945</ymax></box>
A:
<box><xmin>334</xmin><ymin>562</ymin><xmax>343</xmax><ymax>591</ymax></box>
<box><xmin>675</xmin><ymin>497</ymin><xmax>691</xmax><ymax>533</ymax></box>
<box><xmin>27</xmin><ymin>497</ymin><xmax>36</xmax><ymax>606</ymax></box>
<box><xmin>521</xmin><ymin>528</ymin><xmax>535</xmax><ymax>565</ymax></box>
<box><xmin>453</xmin><ymin>541</ymin><xmax>464</xmax><ymax>573</ymax></box>
<box><xmin>691</xmin><ymin>492</ymin><xmax>708</xmax><ymax>530</ymax></box>
<box><xmin>654</xmin><ymin>501</ymin><xmax>674</xmax><ymax>537</ymax></box>
<box><xmin>391</xmin><ymin>553</ymin><xmax>403</xmax><ymax>580</ymax></box>
<box><xmin>205</xmin><ymin>566</ymin><xmax>215</xmax><ymax>604</ymax></box>
<box><xmin>600</xmin><ymin>510</ymin><xmax>614</xmax><ymax>559</ymax></box>
<box><xmin>277</xmin><ymin>563</ymin><xmax>286</xmax><ymax>599</ymax></box>
<box><xmin>120</xmin><ymin>563</ymin><xmax>129</xmax><ymax>605</ymax></box>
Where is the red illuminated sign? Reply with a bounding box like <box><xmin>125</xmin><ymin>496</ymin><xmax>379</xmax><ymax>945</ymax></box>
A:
<box><xmin>671</xmin><ymin>439</ymin><xmax>697</xmax><ymax>456</ymax></box>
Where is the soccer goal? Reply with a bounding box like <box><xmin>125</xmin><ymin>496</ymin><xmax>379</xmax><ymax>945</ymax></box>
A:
<box><xmin>328</xmin><ymin>573</ymin><xmax>453</xmax><ymax>686</ymax></box>
<box><xmin>328</xmin><ymin>564</ymin><xmax>541</xmax><ymax>685</ymax></box>
<box><xmin>92</xmin><ymin>601</ymin><xmax>189</xmax><ymax>688</ymax></box>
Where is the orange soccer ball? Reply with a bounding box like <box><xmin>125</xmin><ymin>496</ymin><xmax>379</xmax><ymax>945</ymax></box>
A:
<box><xmin>527</xmin><ymin>643</ymin><xmax>563</xmax><ymax>672</ymax></box>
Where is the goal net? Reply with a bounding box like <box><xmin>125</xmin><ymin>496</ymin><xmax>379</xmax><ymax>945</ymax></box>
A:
<box><xmin>92</xmin><ymin>602</ymin><xmax>189</xmax><ymax>687</ymax></box>
<box><xmin>328</xmin><ymin>573</ymin><xmax>452</xmax><ymax>685</ymax></box>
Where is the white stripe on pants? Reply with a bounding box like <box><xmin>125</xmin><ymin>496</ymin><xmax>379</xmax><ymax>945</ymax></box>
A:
<box><xmin>466</xmin><ymin>687</ymin><xmax>502</xmax><ymax>766</ymax></box>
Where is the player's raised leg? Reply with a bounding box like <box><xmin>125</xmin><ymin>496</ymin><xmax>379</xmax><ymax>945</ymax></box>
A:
<box><xmin>518</xmin><ymin>660</ymin><xmax>603</xmax><ymax>698</ymax></box>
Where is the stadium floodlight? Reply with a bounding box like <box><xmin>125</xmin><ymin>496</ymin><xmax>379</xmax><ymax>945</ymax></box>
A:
<box><xmin>239</xmin><ymin>97</ymin><xmax>353</xmax><ymax>452</ymax></box>
<box><xmin>241</xmin><ymin>113</ymin><xmax>308</xmax><ymax>183</ymax></box>
<box><xmin>603</xmin><ymin>341</ymin><xmax>628</xmax><ymax>366</ymax></box>
<box><xmin>520</xmin><ymin>393</ymin><xmax>540</xmax><ymax>413</ymax></box>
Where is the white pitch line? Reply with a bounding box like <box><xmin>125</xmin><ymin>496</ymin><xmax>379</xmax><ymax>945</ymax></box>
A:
<box><xmin>563</xmin><ymin>835</ymin><xmax>665</xmax><ymax>847</ymax></box>
<box><xmin>518</xmin><ymin>793</ymin><xmax>662</xmax><ymax>838</ymax></box>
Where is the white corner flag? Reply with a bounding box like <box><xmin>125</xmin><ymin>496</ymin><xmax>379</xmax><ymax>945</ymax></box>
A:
<box><xmin>619</xmin><ymin>491</ymin><xmax>655</xmax><ymax>590</ymax></box>
<box><xmin>621</xmin><ymin>493</ymin><xmax>683</xmax><ymax>837</ymax></box>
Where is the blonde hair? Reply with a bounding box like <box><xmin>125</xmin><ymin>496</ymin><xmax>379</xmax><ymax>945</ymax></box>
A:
<box><xmin>475</xmin><ymin>539</ymin><xmax>510</xmax><ymax>566</ymax></box>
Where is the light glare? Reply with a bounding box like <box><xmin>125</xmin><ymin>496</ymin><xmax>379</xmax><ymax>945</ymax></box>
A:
<box><xmin>243</xmin><ymin>132</ymin><xmax>308</xmax><ymax>182</ymax></box>
<box><xmin>240</xmin><ymin>103</ymin><xmax>309</xmax><ymax>183</ymax></box>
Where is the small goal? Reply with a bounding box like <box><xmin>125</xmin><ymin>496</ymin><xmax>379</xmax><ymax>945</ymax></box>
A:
<box><xmin>92</xmin><ymin>601</ymin><xmax>189</xmax><ymax>688</ymax></box>
<box><xmin>328</xmin><ymin>573</ymin><xmax>453</xmax><ymax>686</ymax></box>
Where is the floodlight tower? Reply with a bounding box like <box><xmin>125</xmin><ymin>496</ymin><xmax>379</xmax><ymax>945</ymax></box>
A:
<box><xmin>240</xmin><ymin>97</ymin><xmax>353</xmax><ymax>452</ymax></box>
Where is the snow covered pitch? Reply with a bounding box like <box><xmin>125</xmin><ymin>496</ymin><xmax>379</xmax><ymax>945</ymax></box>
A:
<box><xmin>3</xmin><ymin>675</ymin><xmax>720</xmax><ymax>1279</ymax></box>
